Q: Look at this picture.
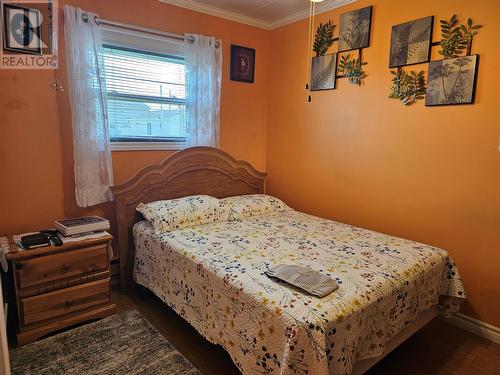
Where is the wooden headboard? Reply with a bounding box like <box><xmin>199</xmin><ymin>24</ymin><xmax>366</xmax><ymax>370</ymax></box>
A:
<box><xmin>111</xmin><ymin>146</ymin><xmax>266</xmax><ymax>292</ymax></box>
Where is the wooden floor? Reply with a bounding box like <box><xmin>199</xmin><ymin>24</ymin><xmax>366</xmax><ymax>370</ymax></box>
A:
<box><xmin>113</xmin><ymin>288</ymin><xmax>500</xmax><ymax>375</ymax></box>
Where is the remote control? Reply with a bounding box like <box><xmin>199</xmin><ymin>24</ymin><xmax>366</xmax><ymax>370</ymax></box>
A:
<box><xmin>50</xmin><ymin>235</ymin><xmax>63</xmax><ymax>247</ymax></box>
<box><xmin>40</xmin><ymin>229</ymin><xmax>59</xmax><ymax>237</ymax></box>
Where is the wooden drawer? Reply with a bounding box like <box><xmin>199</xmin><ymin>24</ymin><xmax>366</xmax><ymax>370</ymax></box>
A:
<box><xmin>16</xmin><ymin>245</ymin><xmax>108</xmax><ymax>290</ymax></box>
<box><xmin>20</xmin><ymin>279</ymin><xmax>110</xmax><ymax>326</ymax></box>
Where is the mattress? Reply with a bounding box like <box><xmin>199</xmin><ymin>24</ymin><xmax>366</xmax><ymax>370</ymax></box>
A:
<box><xmin>133</xmin><ymin>209</ymin><xmax>465</xmax><ymax>375</ymax></box>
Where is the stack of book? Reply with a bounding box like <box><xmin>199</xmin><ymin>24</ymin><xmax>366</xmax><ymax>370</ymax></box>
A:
<box><xmin>13</xmin><ymin>216</ymin><xmax>111</xmax><ymax>250</ymax></box>
<box><xmin>55</xmin><ymin>216</ymin><xmax>110</xmax><ymax>238</ymax></box>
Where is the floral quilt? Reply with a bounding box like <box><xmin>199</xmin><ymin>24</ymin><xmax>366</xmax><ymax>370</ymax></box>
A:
<box><xmin>133</xmin><ymin>209</ymin><xmax>465</xmax><ymax>375</ymax></box>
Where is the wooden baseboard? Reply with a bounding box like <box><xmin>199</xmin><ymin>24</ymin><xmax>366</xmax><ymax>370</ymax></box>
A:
<box><xmin>444</xmin><ymin>313</ymin><xmax>500</xmax><ymax>344</ymax></box>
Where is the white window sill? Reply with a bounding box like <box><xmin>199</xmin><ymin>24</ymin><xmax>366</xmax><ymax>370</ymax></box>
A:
<box><xmin>111</xmin><ymin>141</ymin><xmax>185</xmax><ymax>151</ymax></box>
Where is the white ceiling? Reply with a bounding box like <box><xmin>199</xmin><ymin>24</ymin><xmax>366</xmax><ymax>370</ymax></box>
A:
<box><xmin>159</xmin><ymin>0</ymin><xmax>356</xmax><ymax>30</ymax></box>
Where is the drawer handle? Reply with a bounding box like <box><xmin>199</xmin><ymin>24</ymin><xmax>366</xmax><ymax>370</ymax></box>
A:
<box><xmin>62</xmin><ymin>264</ymin><xmax>72</xmax><ymax>271</ymax></box>
<box><xmin>65</xmin><ymin>299</ymin><xmax>74</xmax><ymax>307</ymax></box>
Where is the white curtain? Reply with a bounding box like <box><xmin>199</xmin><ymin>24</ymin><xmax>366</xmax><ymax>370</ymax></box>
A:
<box><xmin>64</xmin><ymin>5</ymin><xmax>113</xmax><ymax>207</ymax></box>
<box><xmin>184</xmin><ymin>34</ymin><xmax>222</xmax><ymax>148</ymax></box>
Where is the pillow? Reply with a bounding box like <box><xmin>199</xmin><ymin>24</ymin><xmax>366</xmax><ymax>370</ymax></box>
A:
<box><xmin>137</xmin><ymin>195</ymin><xmax>221</xmax><ymax>234</ymax></box>
<box><xmin>219</xmin><ymin>194</ymin><xmax>288</xmax><ymax>221</ymax></box>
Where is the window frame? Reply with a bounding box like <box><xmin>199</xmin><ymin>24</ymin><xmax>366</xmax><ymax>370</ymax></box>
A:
<box><xmin>101</xmin><ymin>26</ymin><xmax>187</xmax><ymax>151</ymax></box>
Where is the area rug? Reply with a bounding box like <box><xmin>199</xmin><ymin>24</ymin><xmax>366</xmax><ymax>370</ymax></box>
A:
<box><xmin>10</xmin><ymin>310</ymin><xmax>201</xmax><ymax>375</ymax></box>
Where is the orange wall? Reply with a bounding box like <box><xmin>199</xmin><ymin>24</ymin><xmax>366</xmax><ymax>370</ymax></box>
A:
<box><xmin>267</xmin><ymin>0</ymin><xmax>500</xmax><ymax>327</ymax></box>
<box><xmin>1</xmin><ymin>0</ymin><xmax>499</xmax><ymax>328</ymax></box>
<box><xmin>0</xmin><ymin>0</ymin><xmax>271</xmax><ymax>239</ymax></box>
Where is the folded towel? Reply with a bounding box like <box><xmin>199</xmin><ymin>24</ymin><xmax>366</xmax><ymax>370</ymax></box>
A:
<box><xmin>265</xmin><ymin>264</ymin><xmax>338</xmax><ymax>298</ymax></box>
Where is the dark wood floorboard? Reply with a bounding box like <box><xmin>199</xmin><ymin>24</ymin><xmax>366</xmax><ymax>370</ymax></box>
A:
<box><xmin>112</xmin><ymin>288</ymin><xmax>500</xmax><ymax>375</ymax></box>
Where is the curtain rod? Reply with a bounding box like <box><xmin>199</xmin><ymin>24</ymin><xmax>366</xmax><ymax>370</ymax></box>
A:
<box><xmin>81</xmin><ymin>14</ymin><xmax>220</xmax><ymax>48</ymax></box>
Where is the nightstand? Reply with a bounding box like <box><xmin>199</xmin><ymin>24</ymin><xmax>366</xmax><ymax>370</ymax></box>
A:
<box><xmin>6</xmin><ymin>235</ymin><xmax>116</xmax><ymax>345</ymax></box>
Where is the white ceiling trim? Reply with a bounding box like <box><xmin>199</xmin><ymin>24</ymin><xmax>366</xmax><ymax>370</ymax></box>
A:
<box><xmin>158</xmin><ymin>0</ymin><xmax>357</xmax><ymax>30</ymax></box>
<box><xmin>268</xmin><ymin>0</ymin><xmax>356</xmax><ymax>29</ymax></box>
<box><xmin>158</xmin><ymin>0</ymin><xmax>270</xmax><ymax>29</ymax></box>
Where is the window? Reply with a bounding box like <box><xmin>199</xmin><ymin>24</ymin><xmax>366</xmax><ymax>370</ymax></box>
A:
<box><xmin>102</xmin><ymin>44</ymin><xmax>186</xmax><ymax>149</ymax></box>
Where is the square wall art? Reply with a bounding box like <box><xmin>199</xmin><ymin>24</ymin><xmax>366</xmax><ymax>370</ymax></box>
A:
<box><xmin>338</xmin><ymin>6</ymin><xmax>372</xmax><ymax>52</ymax></box>
<box><xmin>230</xmin><ymin>45</ymin><xmax>255</xmax><ymax>83</ymax></box>
<box><xmin>311</xmin><ymin>53</ymin><xmax>337</xmax><ymax>91</ymax></box>
<box><xmin>389</xmin><ymin>16</ymin><xmax>433</xmax><ymax>68</ymax></box>
<box><xmin>425</xmin><ymin>55</ymin><xmax>478</xmax><ymax>106</ymax></box>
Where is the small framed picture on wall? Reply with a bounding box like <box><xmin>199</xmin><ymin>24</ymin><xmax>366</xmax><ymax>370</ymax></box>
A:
<box><xmin>2</xmin><ymin>3</ymin><xmax>42</xmax><ymax>55</ymax></box>
<box><xmin>230</xmin><ymin>45</ymin><xmax>255</xmax><ymax>83</ymax></box>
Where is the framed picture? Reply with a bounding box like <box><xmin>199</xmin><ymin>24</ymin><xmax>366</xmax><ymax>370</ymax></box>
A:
<box><xmin>338</xmin><ymin>6</ymin><xmax>372</xmax><ymax>52</ymax></box>
<box><xmin>389</xmin><ymin>16</ymin><xmax>433</xmax><ymax>68</ymax></box>
<box><xmin>310</xmin><ymin>53</ymin><xmax>337</xmax><ymax>91</ymax></box>
<box><xmin>425</xmin><ymin>55</ymin><xmax>479</xmax><ymax>106</ymax></box>
<box><xmin>230</xmin><ymin>45</ymin><xmax>255</xmax><ymax>83</ymax></box>
<box><xmin>2</xmin><ymin>3</ymin><xmax>42</xmax><ymax>55</ymax></box>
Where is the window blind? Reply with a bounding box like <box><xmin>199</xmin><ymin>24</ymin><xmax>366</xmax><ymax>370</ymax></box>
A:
<box><xmin>103</xmin><ymin>45</ymin><xmax>186</xmax><ymax>141</ymax></box>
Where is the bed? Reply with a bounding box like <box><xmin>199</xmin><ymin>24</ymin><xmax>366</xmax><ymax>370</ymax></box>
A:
<box><xmin>111</xmin><ymin>147</ymin><xmax>465</xmax><ymax>375</ymax></box>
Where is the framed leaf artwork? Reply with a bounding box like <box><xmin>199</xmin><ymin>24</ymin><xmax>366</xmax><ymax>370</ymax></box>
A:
<box><xmin>425</xmin><ymin>55</ymin><xmax>479</xmax><ymax>106</ymax></box>
<box><xmin>389</xmin><ymin>16</ymin><xmax>433</xmax><ymax>68</ymax></box>
<box><xmin>310</xmin><ymin>53</ymin><xmax>337</xmax><ymax>91</ymax></box>
<box><xmin>338</xmin><ymin>6</ymin><xmax>372</xmax><ymax>52</ymax></box>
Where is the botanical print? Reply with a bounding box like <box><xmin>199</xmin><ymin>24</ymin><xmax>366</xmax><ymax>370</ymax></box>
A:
<box><xmin>311</xmin><ymin>53</ymin><xmax>337</xmax><ymax>91</ymax></box>
<box><xmin>134</xmin><ymin>205</ymin><xmax>465</xmax><ymax>375</ymax></box>
<box><xmin>219</xmin><ymin>194</ymin><xmax>288</xmax><ymax>220</ymax></box>
<box><xmin>425</xmin><ymin>55</ymin><xmax>478</xmax><ymax>106</ymax></box>
<box><xmin>136</xmin><ymin>195</ymin><xmax>221</xmax><ymax>234</ymax></box>
<box><xmin>338</xmin><ymin>6</ymin><xmax>372</xmax><ymax>52</ymax></box>
<box><xmin>390</xmin><ymin>16</ymin><xmax>433</xmax><ymax>68</ymax></box>
<box><xmin>136</xmin><ymin>194</ymin><xmax>288</xmax><ymax>234</ymax></box>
